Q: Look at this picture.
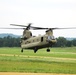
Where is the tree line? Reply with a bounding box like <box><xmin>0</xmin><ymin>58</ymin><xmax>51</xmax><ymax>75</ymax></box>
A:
<box><xmin>0</xmin><ymin>36</ymin><xmax>76</xmax><ymax>47</ymax></box>
<box><xmin>54</xmin><ymin>37</ymin><xmax>76</xmax><ymax>47</ymax></box>
<box><xmin>0</xmin><ymin>36</ymin><xmax>20</xmax><ymax>47</ymax></box>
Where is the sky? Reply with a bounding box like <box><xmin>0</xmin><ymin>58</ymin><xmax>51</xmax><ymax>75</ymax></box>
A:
<box><xmin>0</xmin><ymin>0</ymin><xmax>76</xmax><ymax>37</ymax></box>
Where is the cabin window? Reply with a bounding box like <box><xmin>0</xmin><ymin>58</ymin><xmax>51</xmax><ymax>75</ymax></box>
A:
<box><xmin>30</xmin><ymin>32</ymin><xmax>32</xmax><ymax>36</ymax></box>
<box><xmin>41</xmin><ymin>37</ymin><xmax>43</xmax><ymax>42</ymax></box>
<box><xmin>25</xmin><ymin>41</ymin><xmax>30</xmax><ymax>44</ymax></box>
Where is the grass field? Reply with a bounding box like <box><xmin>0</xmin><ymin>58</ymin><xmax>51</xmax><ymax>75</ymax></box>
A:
<box><xmin>0</xmin><ymin>47</ymin><xmax>76</xmax><ymax>74</ymax></box>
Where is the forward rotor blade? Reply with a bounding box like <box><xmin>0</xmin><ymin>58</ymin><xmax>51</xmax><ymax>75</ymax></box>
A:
<box><xmin>10</xmin><ymin>24</ymin><xmax>28</xmax><ymax>27</ymax></box>
<box><xmin>10</xmin><ymin>24</ymin><xmax>49</xmax><ymax>29</ymax></box>
<box><xmin>33</xmin><ymin>27</ymin><xmax>48</xmax><ymax>30</ymax></box>
<box><xmin>0</xmin><ymin>27</ymin><xmax>24</xmax><ymax>29</ymax></box>
<box><xmin>30</xmin><ymin>26</ymin><xmax>49</xmax><ymax>30</ymax></box>
<box><xmin>10</xmin><ymin>23</ymin><xmax>32</xmax><ymax>27</ymax></box>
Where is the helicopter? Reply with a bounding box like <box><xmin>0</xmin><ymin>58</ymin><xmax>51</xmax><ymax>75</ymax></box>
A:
<box><xmin>0</xmin><ymin>23</ymin><xmax>76</xmax><ymax>53</ymax></box>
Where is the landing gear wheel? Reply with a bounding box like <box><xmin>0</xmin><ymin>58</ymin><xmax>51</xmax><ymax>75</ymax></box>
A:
<box><xmin>34</xmin><ymin>47</ymin><xmax>38</xmax><ymax>53</ymax></box>
<box><xmin>21</xmin><ymin>49</ymin><xmax>23</xmax><ymax>52</ymax></box>
<box><xmin>46</xmin><ymin>49</ymin><xmax>50</xmax><ymax>52</ymax></box>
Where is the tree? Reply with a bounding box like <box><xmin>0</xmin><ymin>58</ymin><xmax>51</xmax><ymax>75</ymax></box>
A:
<box><xmin>56</xmin><ymin>37</ymin><xmax>67</xmax><ymax>47</ymax></box>
<box><xmin>0</xmin><ymin>38</ymin><xmax>3</xmax><ymax>47</ymax></box>
<box><xmin>66</xmin><ymin>40</ymin><xmax>72</xmax><ymax>47</ymax></box>
<box><xmin>0</xmin><ymin>36</ymin><xmax>20</xmax><ymax>47</ymax></box>
<box><xmin>72</xmin><ymin>39</ymin><xmax>76</xmax><ymax>46</ymax></box>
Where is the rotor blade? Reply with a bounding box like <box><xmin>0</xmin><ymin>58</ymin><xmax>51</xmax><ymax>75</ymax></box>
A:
<box><xmin>46</xmin><ymin>27</ymin><xmax>76</xmax><ymax>32</ymax></box>
<box><xmin>32</xmin><ymin>26</ymin><xmax>76</xmax><ymax>30</ymax></box>
<box><xmin>10</xmin><ymin>23</ymin><xmax>32</xmax><ymax>27</ymax></box>
<box><xmin>10</xmin><ymin>24</ymin><xmax>49</xmax><ymax>29</ymax></box>
<box><xmin>30</xmin><ymin>26</ymin><xmax>49</xmax><ymax>30</ymax></box>
<box><xmin>26</xmin><ymin>23</ymin><xmax>31</xmax><ymax>30</ymax></box>
<box><xmin>10</xmin><ymin>23</ymin><xmax>76</xmax><ymax>30</ymax></box>
<box><xmin>0</xmin><ymin>27</ymin><xmax>24</xmax><ymax>29</ymax></box>
<box><xmin>51</xmin><ymin>27</ymin><xmax>76</xmax><ymax>30</ymax></box>
<box><xmin>33</xmin><ymin>27</ymin><xmax>48</xmax><ymax>30</ymax></box>
<box><xmin>10</xmin><ymin>24</ymin><xmax>28</xmax><ymax>27</ymax></box>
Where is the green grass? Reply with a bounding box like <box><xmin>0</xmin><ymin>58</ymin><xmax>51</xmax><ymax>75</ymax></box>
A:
<box><xmin>0</xmin><ymin>47</ymin><xmax>76</xmax><ymax>74</ymax></box>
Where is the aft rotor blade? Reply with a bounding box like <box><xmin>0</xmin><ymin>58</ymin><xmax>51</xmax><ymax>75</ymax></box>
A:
<box><xmin>52</xmin><ymin>27</ymin><xmax>76</xmax><ymax>30</ymax></box>
<box><xmin>29</xmin><ymin>26</ymin><xmax>76</xmax><ymax>30</ymax></box>
<box><xmin>29</xmin><ymin>25</ymin><xmax>76</xmax><ymax>30</ymax></box>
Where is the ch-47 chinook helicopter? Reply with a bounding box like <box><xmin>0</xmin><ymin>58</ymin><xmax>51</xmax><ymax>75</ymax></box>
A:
<box><xmin>0</xmin><ymin>23</ymin><xmax>76</xmax><ymax>53</ymax></box>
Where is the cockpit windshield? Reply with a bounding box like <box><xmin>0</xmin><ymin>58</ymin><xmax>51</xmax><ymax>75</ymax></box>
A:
<box><xmin>47</xmin><ymin>36</ymin><xmax>55</xmax><ymax>40</ymax></box>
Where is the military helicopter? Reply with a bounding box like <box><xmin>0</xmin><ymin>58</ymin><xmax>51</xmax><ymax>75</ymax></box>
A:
<box><xmin>0</xmin><ymin>23</ymin><xmax>76</xmax><ymax>53</ymax></box>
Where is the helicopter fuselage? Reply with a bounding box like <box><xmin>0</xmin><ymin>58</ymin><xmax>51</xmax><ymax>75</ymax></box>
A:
<box><xmin>21</xmin><ymin>34</ymin><xmax>57</xmax><ymax>52</ymax></box>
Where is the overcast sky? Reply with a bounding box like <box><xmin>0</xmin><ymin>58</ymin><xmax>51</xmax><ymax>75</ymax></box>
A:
<box><xmin>0</xmin><ymin>0</ymin><xmax>76</xmax><ymax>37</ymax></box>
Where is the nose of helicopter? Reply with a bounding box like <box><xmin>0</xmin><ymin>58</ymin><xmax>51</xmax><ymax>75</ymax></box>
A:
<box><xmin>47</xmin><ymin>36</ymin><xmax>57</xmax><ymax>43</ymax></box>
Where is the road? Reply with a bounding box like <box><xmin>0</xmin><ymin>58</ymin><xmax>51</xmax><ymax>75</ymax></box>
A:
<box><xmin>0</xmin><ymin>72</ymin><xmax>76</xmax><ymax>75</ymax></box>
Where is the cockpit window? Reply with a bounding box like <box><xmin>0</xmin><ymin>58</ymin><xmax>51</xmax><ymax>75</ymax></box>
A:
<box><xmin>47</xmin><ymin>36</ymin><xmax>55</xmax><ymax>40</ymax></box>
<box><xmin>48</xmin><ymin>36</ymin><xmax>51</xmax><ymax>40</ymax></box>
